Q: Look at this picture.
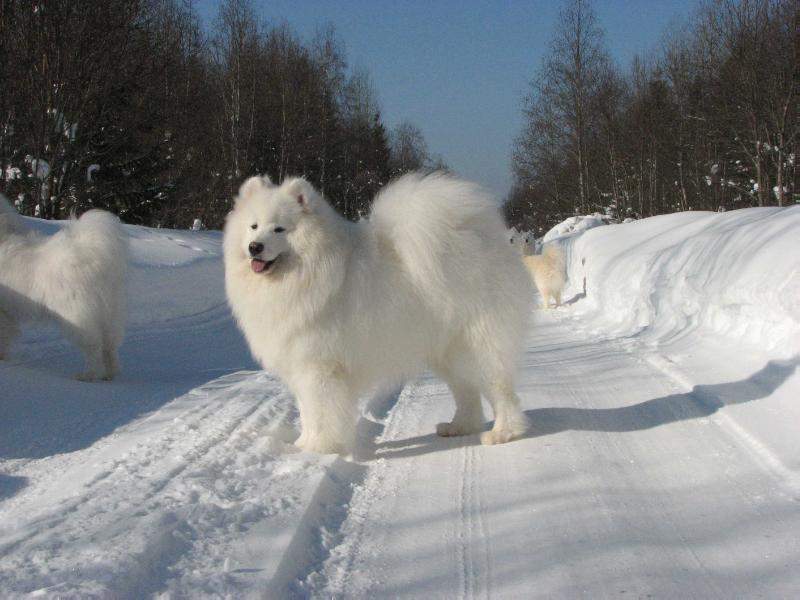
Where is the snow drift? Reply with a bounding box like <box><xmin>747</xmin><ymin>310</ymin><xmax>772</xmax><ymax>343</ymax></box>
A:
<box><xmin>557</xmin><ymin>206</ymin><xmax>800</xmax><ymax>357</ymax></box>
<box><xmin>542</xmin><ymin>213</ymin><xmax>611</xmax><ymax>242</ymax></box>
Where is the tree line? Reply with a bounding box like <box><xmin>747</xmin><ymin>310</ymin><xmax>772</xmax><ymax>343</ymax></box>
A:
<box><xmin>0</xmin><ymin>0</ymin><xmax>437</xmax><ymax>227</ymax></box>
<box><xmin>507</xmin><ymin>0</ymin><xmax>796</xmax><ymax>234</ymax></box>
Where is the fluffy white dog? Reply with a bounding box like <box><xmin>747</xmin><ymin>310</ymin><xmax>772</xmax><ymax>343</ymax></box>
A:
<box><xmin>224</xmin><ymin>172</ymin><xmax>533</xmax><ymax>454</ymax></box>
<box><xmin>0</xmin><ymin>195</ymin><xmax>129</xmax><ymax>380</ymax></box>
<box><xmin>523</xmin><ymin>245</ymin><xmax>565</xmax><ymax>308</ymax></box>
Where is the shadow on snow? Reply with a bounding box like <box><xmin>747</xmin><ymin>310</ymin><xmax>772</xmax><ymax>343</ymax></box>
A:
<box><xmin>372</xmin><ymin>356</ymin><xmax>798</xmax><ymax>460</ymax></box>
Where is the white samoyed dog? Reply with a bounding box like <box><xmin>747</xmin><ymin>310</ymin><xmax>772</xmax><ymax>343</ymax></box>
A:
<box><xmin>224</xmin><ymin>172</ymin><xmax>533</xmax><ymax>454</ymax></box>
<box><xmin>0</xmin><ymin>195</ymin><xmax>129</xmax><ymax>380</ymax></box>
<box><xmin>523</xmin><ymin>245</ymin><xmax>565</xmax><ymax>308</ymax></box>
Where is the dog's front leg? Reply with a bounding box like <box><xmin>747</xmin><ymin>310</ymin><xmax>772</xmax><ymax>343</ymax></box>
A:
<box><xmin>290</xmin><ymin>367</ymin><xmax>356</xmax><ymax>455</ymax></box>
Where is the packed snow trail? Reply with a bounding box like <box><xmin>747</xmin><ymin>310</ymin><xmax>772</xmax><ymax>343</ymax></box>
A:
<box><xmin>305</xmin><ymin>313</ymin><xmax>800</xmax><ymax>598</ymax></box>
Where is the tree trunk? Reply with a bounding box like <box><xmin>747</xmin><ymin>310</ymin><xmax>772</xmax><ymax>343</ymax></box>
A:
<box><xmin>678</xmin><ymin>147</ymin><xmax>688</xmax><ymax>211</ymax></box>
<box><xmin>755</xmin><ymin>147</ymin><xmax>768</xmax><ymax>207</ymax></box>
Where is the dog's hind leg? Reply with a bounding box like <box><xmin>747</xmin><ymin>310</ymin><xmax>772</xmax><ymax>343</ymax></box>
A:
<box><xmin>100</xmin><ymin>326</ymin><xmax>121</xmax><ymax>380</ymax></box>
<box><xmin>0</xmin><ymin>309</ymin><xmax>19</xmax><ymax>360</ymax></box>
<box><xmin>77</xmin><ymin>343</ymin><xmax>107</xmax><ymax>382</ymax></box>
<box><xmin>463</xmin><ymin>319</ymin><xmax>528</xmax><ymax>445</ymax></box>
<box><xmin>479</xmin><ymin>376</ymin><xmax>529</xmax><ymax>446</ymax></box>
<box><xmin>434</xmin><ymin>358</ymin><xmax>485</xmax><ymax>437</ymax></box>
<box><xmin>539</xmin><ymin>289</ymin><xmax>551</xmax><ymax>309</ymax></box>
<box><xmin>102</xmin><ymin>345</ymin><xmax>119</xmax><ymax>380</ymax></box>
<box><xmin>61</xmin><ymin>320</ymin><xmax>107</xmax><ymax>381</ymax></box>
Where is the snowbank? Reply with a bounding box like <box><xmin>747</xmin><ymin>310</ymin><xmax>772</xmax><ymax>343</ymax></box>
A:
<box><xmin>543</xmin><ymin>213</ymin><xmax>611</xmax><ymax>242</ymax></box>
<box><xmin>561</xmin><ymin>207</ymin><xmax>800</xmax><ymax>357</ymax></box>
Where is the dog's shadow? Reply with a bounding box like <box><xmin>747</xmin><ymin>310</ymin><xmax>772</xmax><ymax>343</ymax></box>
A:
<box><xmin>0</xmin><ymin>287</ymin><xmax>256</xmax><ymax>461</ymax></box>
<box><xmin>368</xmin><ymin>357</ymin><xmax>798</xmax><ymax>461</ymax></box>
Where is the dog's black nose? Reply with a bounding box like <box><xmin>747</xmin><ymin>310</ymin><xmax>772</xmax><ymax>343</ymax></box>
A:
<box><xmin>248</xmin><ymin>242</ymin><xmax>264</xmax><ymax>256</ymax></box>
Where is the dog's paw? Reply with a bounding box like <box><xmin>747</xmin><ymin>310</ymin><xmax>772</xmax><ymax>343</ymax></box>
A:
<box><xmin>436</xmin><ymin>421</ymin><xmax>483</xmax><ymax>437</ymax></box>
<box><xmin>480</xmin><ymin>429</ymin><xmax>513</xmax><ymax>445</ymax></box>
<box><xmin>480</xmin><ymin>423</ymin><xmax>527</xmax><ymax>446</ymax></box>
<box><xmin>77</xmin><ymin>371</ymin><xmax>114</xmax><ymax>382</ymax></box>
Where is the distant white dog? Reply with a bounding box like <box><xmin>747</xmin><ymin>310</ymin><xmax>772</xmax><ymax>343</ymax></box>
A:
<box><xmin>523</xmin><ymin>245</ymin><xmax>565</xmax><ymax>308</ymax></box>
<box><xmin>224</xmin><ymin>172</ymin><xmax>532</xmax><ymax>454</ymax></box>
<box><xmin>0</xmin><ymin>195</ymin><xmax>129</xmax><ymax>380</ymax></box>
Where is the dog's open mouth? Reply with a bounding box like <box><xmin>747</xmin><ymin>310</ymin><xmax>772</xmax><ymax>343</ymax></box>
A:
<box><xmin>251</xmin><ymin>255</ymin><xmax>280</xmax><ymax>274</ymax></box>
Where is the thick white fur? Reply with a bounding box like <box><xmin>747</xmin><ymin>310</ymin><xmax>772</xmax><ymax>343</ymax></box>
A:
<box><xmin>523</xmin><ymin>245</ymin><xmax>565</xmax><ymax>308</ymax></box>
<box><xmin>0</xmin><ymin>195</ymin><xmax>129</xmax><ymax>380</ymax></box>
<box><xmin>224</xmin><ymin>172</ymin><xmax>533</xmax><ymax>454</ymax></box>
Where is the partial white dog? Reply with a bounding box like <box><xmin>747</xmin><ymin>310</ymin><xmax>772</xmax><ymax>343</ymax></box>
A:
<box><xmin>0</xmin><ymin>195</ymin><xmax>128</xmax><ymax>380</ymax></box>
<box><xmin>523</xmin><ymin>245</ymin><xmax>565</xmax><ymax>308</ymax></box>
<box><xmin>224</xmin><ymin>172</ymin><xmax>533</xmax><ymax>454</ymax></box>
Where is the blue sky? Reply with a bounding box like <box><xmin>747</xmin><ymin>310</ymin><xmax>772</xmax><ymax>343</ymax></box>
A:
<box><xmin>193</xmin><ymin>0</ymin><xmax>699</xmax><ymax>198</ymax></box>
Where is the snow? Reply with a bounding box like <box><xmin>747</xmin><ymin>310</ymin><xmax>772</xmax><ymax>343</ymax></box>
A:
<box><xmin>86</xmin><ymin>164</ymin><xmax>100</xmax><ymax>183</ymax></box>
<box><xmin>560</xmin><ymin>207</ymin><xmax>800</xmax><ymax>357</ymax></box>
<box><xmin>1</xmin><ymin>207</ymin><xmax>799</xmax><ymax>597</ymax></box>
<box><xmin>543</xmin><ymin>212</ymin><xmax>611</xmax><ymax>242</ymax></box>
<box><xmin>24</xmin><ymin>156</ymin><xmax>49</xmax><ymax>181</ymax></box>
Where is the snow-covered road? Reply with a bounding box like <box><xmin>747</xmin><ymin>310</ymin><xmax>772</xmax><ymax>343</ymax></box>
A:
<box><xmin>4</xmin><ymin>311</ymin><xmax>797</xmax><ymax>598</ymax></box>
<box><xmin>2</xmin><ymin>211</ymin><xmax>799</xmax><ymax>598</ymax></box>
<box><xmin>307</xmin><ymin>313</ymin><xmax>800</xmax><ymax>598</ymax></box>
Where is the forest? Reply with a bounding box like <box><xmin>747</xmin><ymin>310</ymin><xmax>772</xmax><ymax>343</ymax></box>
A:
<box><xmin>0</xmin><ymin>0</ymin><xmax>795</xmax><ymax>232</ymax></box>
<box><xmin>507</xmin><ymin>0</ymin><xmax>796</xmax><ymax>233</ymax></box>
<box><xmin>0</xmin><ymin>0</ymin><xmax>436</xmax><ymax>227</ymax></box>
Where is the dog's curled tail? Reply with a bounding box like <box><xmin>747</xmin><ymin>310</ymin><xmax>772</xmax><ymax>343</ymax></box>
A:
<box><xmin>369</xmin><ymin>171</ymin><xmax>508</xmax><ymax>296</ymax></box>
<box><xmin>68</xmin><ymin>209</ymin><xmax>130</xmax><ymax>266</ymax></box>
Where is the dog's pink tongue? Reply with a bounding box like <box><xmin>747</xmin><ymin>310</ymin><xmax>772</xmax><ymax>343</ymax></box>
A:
<box><xmin>251</xmin><ymin>259</ymin><xmax>267</xmax><ymax>273</ymax></box>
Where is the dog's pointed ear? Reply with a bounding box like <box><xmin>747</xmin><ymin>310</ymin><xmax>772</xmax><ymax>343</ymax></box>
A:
<box><xmin>284</xmin><ymin>178</ymin><xmax>317</xmax><ymax>213</ymax></box>
<box><xmin>237</xmin><ymin>175</ymin><xmax>273</xmax><ymax>204</ymax></box>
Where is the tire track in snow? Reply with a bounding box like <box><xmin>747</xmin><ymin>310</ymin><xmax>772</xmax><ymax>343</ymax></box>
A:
<box><xmin>2</xmin><ymin>370</ymin><xmax>260</xmax><ymax>542</ymax></box>
<box><xmin>298</xmin><ymin>383</ymin><xmax>413</xmax><ymax>597</ymax></box>
<box><xmin>303</xmin><ymin>373</ymin><xmax>497</xmax><ymax>599</ymax></box>
<box><xmin>456</xmin><ymin>444</ymin><xmax>470</xmax><ymax>599</ymax></box>
<box><xmin>0</xmin><ymin>370</ymin><xmax>307</xmax><ymax>598</ymax></box>
<box><xmin>457</xmin><ymin>443</ymin><xmax>490</xmax><ymax>600</ymax></box>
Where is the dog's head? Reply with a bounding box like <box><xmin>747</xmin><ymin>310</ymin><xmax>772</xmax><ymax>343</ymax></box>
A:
<box><xmin>224</xmin><ymin>175</ymin><xmax>321</xmax><ymax>276</ymax></box>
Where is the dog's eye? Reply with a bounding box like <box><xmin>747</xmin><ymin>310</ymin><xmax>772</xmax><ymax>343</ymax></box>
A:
<box><xmin>274</xmin><ymin>226</ymin><xmax>286</xmax><ymax>233</ymax></box>
<box><xmin>250</xmin><ymin>224</ymin><xmax>257</xmax><ymax>230</ymax></box>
